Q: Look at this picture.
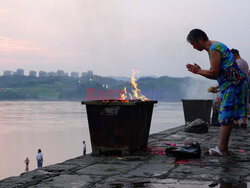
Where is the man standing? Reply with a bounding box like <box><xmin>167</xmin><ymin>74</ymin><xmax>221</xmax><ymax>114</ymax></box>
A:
<box><xmin>231</xmin><ymin>49</ymin><xmax>249</xmax><ymax>76</ymax></box>
<box><xmin>36</xmin><ymin>149</ymin><xmax>43</xmax><ymax>168</ymax></box>
<box><xmin>83</xmin><ymin>141</ymin><xmax>86</xmax><ymax>155</ymax></box>
<box><xmin>231</xmin><ymin>48</ymin><xmax>249</xmax><ymax>128</ymax></box>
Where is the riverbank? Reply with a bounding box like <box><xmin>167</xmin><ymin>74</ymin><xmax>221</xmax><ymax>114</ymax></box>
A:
<box><xmin>0</xmin><ymin>124</ymin><xmax>249</xmax><ymax>187</ymax></box>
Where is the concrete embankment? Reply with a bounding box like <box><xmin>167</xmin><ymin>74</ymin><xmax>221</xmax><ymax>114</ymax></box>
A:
<box><xmin>0</xmin><ymin>124</ymin><xmax>250</xmax><ymax>187</ymax></box>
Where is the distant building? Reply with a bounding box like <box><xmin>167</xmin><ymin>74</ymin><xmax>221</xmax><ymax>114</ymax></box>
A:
<box><xmin>29</xmin><ymin>71</ymin><xmax>37</xmax><ymax>77</ymax></box>
<box><xmin>13</xmin><ymin>72</ymin><xmax>17</xmax><ymax>76</ymax></box>
<box><xmin>81</xmin><ymin>70</ymin><xmax>93</xmax><ymax>77</ymax></box>
<box><xmin>87</xmin><ymin>70</ymin><xmax>93</xmax><ymax>76</ymax></box>
<box><xmin>16</xmin><ymin>69</ymin><xmax>24</xmax><ymax>76</ymax></box>
<box><xmin>81</xmin><ymin>72</ymin><xmax>87</xmax><ymax>77</ymax></box>
<box><xmin>39</xmin><ymin>71</ymin><xmax>47</xmax><ymax>77</ymax></box>
<box><xmin>3</xmin><ymin>70</ymin><xmax>12</xmax><ymax>76</ymax></box>
<box><xmin>71</xmin><ymin>72</ymin><xmax>79</xmax><ymax>78</ymax></box>
<box><xmin>47</xmin><ymin>72</ymin><xmax>56</xmax><ymax>77</ymax></box>
<box><xmin>56</xmin><ymin>70</ymin><xmax>64</xmax><ymax>77</ymax></box>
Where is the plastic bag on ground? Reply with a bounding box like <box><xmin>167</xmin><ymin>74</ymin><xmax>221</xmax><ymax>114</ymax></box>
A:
<box><xmin>165</xmin><ymin>142</ymin><xmax>201</xmax><ymax>160</ymax></box>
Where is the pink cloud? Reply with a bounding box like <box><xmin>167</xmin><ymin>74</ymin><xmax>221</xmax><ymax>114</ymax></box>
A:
<box><xmin>0</xmin><ymin>9</ymin><xmax>8</xmax><ymax>14</ymax></box>
<box><xmin>0</xmin><ymin>36</ymin><xmax>74</xmax><ymax>61</ymax></box>
<box><xmin>0</xmin><ymin>36</ymin><xmax>43</xmax><ymax>52</ymax></box>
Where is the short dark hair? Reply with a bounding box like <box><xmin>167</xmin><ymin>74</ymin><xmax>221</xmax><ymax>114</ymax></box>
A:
<box><xmin>231</xmin><ymin>48</ymin><xmax>239</xmax><ymax>56</ymax></box>
<box><xmin>187</xmin><ymin>29</ymin><xmax>209</xmax><ymax>42</ymax></box>
<box><xmin>38</xmin><ymin>149</ymin><xmax>41</xmax><ymax>153</ymax></box>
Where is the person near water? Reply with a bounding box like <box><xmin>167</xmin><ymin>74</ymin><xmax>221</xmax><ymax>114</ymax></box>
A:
<box><xmin>24</xmin><ymin>157</ymin><xmax>30</xmax><ymax>171</ymax></box>
<box><xmin>186</xmin><ymin>29</ymin><xmax>248</xmax><ymax>156</ymax></box>
<box><xmin>36</xmin><ymin>149</ymin><xmax>43</xmax><ymax>168</ymax></box>
<box><xmin>83</xmin><ymin>141</ymin><xmax>86</xmax><ymax>155</ymax></box>
<box><xmin>231</xmin><ymin>48</ymin><xmax>249</xmax><ymax>128</ymax></box>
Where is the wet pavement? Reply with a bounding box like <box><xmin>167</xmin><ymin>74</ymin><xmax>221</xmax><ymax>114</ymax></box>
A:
<box><xmin>0</xmin><ymin>124</ymin><xmax>250</xmax><ymax>188</ymax></box>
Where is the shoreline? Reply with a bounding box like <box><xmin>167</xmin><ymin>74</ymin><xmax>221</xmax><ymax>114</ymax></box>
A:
<box><xmin>0</xmin><ymin>124</ymin><xmax>249</xmax><ymax>187</ymax></box>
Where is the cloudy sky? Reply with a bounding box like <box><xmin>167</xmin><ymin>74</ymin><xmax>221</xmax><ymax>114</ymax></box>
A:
<box><xmin>0</xmin><ymin>0</ymin><xmax>250</xmax><ymax>77</ymax></box>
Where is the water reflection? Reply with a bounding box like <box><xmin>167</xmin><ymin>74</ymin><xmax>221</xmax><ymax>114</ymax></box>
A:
<box><xmin>209</xmin><ymin>181</ymin><xmax>248</xmax><ymax>188</ymax></box>
<box><xmin>220</xmin><ymin>182</ymin><xmax>247</xmax><ymax>188</ymax></box>
<box><xmin>108</xmin><ymin>179</ymin><xmax>250</xmax><ymax>188</ymax></box>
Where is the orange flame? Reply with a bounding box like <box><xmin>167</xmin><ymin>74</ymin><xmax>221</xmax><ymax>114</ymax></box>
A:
<box><xmin>120</xmin><ymin>87</ymin><xmax>127</xmax><ymax>100</ymax></box>
<box><xmin>118</xmin><ymin>69</ymin><xmax>148</xmax><ymax>101</ymax></box>
<box><xmin>131</xmin><ymin>69</ymin><xmax>148</xmax><ymax>100</ymax></box>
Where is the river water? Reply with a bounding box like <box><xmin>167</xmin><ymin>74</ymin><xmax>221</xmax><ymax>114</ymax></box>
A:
<box><xmin>0</xmin><ymin>101</ymin><xmax>184</xmax><ymax>180</ymax></box>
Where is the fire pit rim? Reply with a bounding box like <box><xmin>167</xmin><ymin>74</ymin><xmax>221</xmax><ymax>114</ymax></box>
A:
<box><xmin>81</xmin><ymin>100</ymin><xmax>158</xmax><ymax>106</ymax></box>
<box><xmin>181</xmin><ymin>99</ymin><xmax>214</xmax><ymax>102</ymax></box>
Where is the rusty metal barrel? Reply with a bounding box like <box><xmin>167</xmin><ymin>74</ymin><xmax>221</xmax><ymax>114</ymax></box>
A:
<box><xmin>81</xmin><ymin>100</ymin><xmax>157</xmax><ymax>156</ymax></box>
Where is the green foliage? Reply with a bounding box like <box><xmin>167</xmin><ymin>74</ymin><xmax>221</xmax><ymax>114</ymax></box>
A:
<box><xmin>0</xmin><ymin>75</ymin><xmax>192</xmax><ymax>101</ymax></box>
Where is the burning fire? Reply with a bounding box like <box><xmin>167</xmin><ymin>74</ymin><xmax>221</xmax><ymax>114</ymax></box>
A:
<box><xmin>118</xmin><ymin>69</ymin><xmax>148</xmax><ymax>101</ymax></box>
<box><xmin>120</xmin><ymin>87</ymin><xmax>127</xmax><ymax>100</ymax></box>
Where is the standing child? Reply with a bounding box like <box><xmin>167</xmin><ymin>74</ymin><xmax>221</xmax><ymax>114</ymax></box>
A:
<box><xmin>83</xmin><ymin>141</ymin><xmax>86</xmax><ymax>155</ymax></box>
<box><xmin>24</xmin><ymin>157</ymin><xmax>30</xmax><ymax>171</ymax></box>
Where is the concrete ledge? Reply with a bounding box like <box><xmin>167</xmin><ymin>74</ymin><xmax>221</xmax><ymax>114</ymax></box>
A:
<box><xmin>1</xmin><ymin>125</ymin><xmax>250</xmax><ymax>187</ymax></box>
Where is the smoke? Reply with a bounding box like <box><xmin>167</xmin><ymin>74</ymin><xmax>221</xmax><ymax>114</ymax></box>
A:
<box><xmin>181</xmin><ymin>77</ymin><xmax>217</xmax><ymax>100</ymax></box>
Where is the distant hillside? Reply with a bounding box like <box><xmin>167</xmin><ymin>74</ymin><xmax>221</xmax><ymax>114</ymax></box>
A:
<box><xmin>109</xmin><ymin>76</ymin><xmax>130</xmax><ymax>81</ymax></box>
<box><xmin>0</xmin><ymin>75</ymin><xmax>215</xmax><ymax>101</ymax></box>
<box><xmin>109</xmin><ymin>75</ymin><xmax>159</xmax><ymax>81</ymax></box>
